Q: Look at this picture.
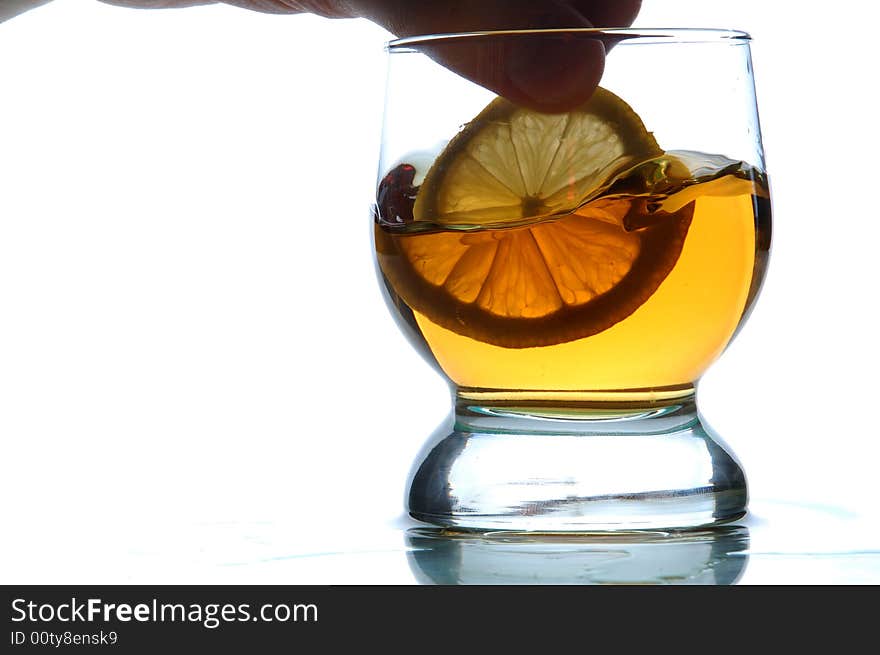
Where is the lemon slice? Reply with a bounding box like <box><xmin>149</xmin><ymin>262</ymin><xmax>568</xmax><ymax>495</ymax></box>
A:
<box><xmin>414</xmin><ymin>87</ymin><xmax>662</xmax><ymax>227</ymax></box>
<box><xmin>376</xmin><ymin>88</ymin><xmax>694</xmax><ymax>348</ymax></box>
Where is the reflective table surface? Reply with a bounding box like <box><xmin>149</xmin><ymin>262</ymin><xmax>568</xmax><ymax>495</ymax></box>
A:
<box><xmin>13</xmin><ymin>499</ymin><xmax>875</xmax><ymax>585</ymax></box>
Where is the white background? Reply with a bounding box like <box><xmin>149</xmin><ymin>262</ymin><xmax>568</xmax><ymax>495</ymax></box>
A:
<box><xmin>1</xmin><ymin>0</ymin><xmax>878</xmax><ymax>583</ymax></box>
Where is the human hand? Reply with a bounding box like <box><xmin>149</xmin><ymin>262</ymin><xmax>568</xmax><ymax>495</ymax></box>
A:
<box><xmin>5</xmin><ymin>1</ymin><xmax>641</xmax><ymax>112</ymax></box>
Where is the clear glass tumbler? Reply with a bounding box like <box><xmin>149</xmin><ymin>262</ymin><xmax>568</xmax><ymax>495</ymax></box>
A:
<box><xmin>373</xmin><ymin>29</ymin><xmax>771</xmax><ymax>531</ymax></box>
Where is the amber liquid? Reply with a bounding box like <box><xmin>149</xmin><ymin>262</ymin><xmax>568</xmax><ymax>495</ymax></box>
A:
<box><xmin>374</xmin><ymin>152</ymin><xmax>771</xmax><ymax>401</ymax></box>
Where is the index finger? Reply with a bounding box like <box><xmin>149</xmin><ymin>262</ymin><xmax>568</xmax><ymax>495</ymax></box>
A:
<box><xmin>360</xmin><ymin>0</ymin><xmax>642</xmax><ymax>113</ymax></box>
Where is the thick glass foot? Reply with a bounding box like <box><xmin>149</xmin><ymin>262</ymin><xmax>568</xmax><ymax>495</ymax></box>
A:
<box><xmin>407</xmin><ymin>391</ymin><xmax>747</xmax><ymax>531</ymax></box>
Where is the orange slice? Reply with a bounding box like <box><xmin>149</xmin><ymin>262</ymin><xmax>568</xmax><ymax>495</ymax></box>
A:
<box><xmin>376</xmin><ymin>88</ymin><xmax>694</xmax><ymax>348</ymax></box>
<box><xmin>413</xmin><ymin>87</ymin><xmax>662</xmax><ymax>227</ymax></box>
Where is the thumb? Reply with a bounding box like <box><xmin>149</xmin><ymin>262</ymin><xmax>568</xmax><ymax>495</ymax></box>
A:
<box><xmin>355</xmin><ymin>0</ymin><xmax>605</xmax><ymax>113</ymax></box>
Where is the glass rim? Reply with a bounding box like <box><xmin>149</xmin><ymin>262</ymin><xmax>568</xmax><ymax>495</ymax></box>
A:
<box><xmin>387</xmin><ymin>27</ymin><xmax>751</xmax><ymax>51</ymax></box>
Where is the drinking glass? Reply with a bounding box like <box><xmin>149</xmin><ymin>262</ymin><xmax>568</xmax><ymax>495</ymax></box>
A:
<box><xmin>373</xmin><ymin>29</ymin><xmax>771</xmax><ymax>531</ymax></box>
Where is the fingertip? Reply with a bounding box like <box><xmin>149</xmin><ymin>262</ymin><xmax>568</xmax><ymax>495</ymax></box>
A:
<box><xmin>567</xmin><ymin>0</ymin><xmax>642</xmax><ymax>28</ymax></box>
<box><xmin>368</xmin><ymin>0</ymin><xmax>614</xmax><ymax>113</ymax></box>
<box><xmin>505</xmin><ymin>35</ymin><xmax>605</xmax><ymax>113</ymax></box>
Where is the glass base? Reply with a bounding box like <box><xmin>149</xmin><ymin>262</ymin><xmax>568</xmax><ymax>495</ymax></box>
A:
<box><xmin>407</xmin><ymin>391</ymin><xmax>747</xmax><ymax>531</ymax></box>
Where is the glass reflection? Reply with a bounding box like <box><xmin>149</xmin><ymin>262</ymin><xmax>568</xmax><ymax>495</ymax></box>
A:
<box><xmin>406</xmin><ymin>526</ymin><xmax>749</xmax><ymax>585</ymax></box>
